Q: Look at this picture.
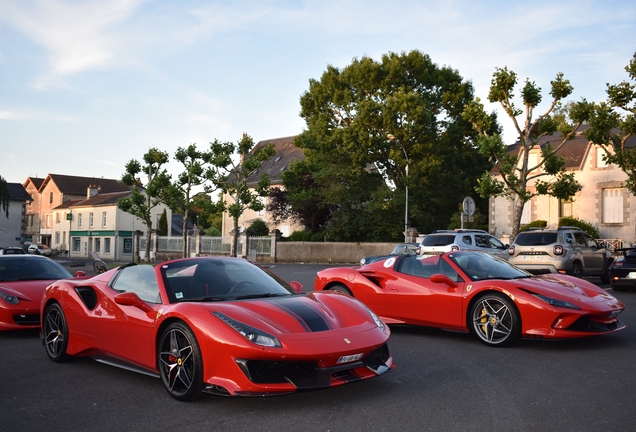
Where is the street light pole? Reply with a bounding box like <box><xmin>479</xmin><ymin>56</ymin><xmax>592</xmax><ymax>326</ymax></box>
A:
<box><xmin>387</xmin><ymin>134</ymin><xmax>409</xmax><ymax>243</ymax></box>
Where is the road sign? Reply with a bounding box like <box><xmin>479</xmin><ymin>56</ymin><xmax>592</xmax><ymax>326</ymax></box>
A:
<box><xmin>462</xmin><ymin>196</ymin><xmax>475</xmax><ymax>216</ymax></box>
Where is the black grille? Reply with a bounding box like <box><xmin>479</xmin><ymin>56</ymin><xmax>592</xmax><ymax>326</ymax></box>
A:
<box><xmin>243</xmin><ymin>360</ymin><xmax>319</xmax><ymax>384</ymax></box>
<box><xmin>13</xmin><ymin>314</ymin><xmax>40</xmax><ymax>325</ymax></box>
<box><xmin>363</xmin><ymin>344</ymin><xmax>390</xmax><ymax>369</ymax></box>
<box><xmin>566</xmin><ymin>317</ymin><xmax>622</xmax><ymax>333</ymax></box>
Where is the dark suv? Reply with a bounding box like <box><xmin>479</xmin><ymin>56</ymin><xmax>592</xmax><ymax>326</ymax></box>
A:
<box><xmin>419</xmin><ymin>229</ymin><xmax>510</xmax><ymax>260</ymax></box>
<box><xmin>508</xmin><ymin>226</ymin><xmax>613</xmax><ymax>282</ymax></box>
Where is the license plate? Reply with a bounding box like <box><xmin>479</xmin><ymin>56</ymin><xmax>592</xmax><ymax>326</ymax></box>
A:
<box><xmin>337</xmin><ymin>353</ymin><xmax>363</xmax><ymax>364</ymax></box>
<box><xmin>627</xmin><ymin>272</ymin><xmax>636</xmax><ymax>279</ymax></box>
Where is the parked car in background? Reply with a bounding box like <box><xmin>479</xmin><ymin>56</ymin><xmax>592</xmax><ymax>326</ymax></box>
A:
<box><xmin>508</xmin><ymin>226</ymin><xmax>613</xmax><ymax>283</ymax></box>
<box><xmin>27</xmin><ymin>244</ymin><xmax>52</xmax><ymax>256</ymax></box>
<box><xmin>0</xmin><ymin>247</ymin><xmax>26</xmax><ymax>255</ymax></box>
<box><xmin>609</xmin><ymin>247</ymin><xmax>636</xmax><ymax>291</ymax></box>
<box><xmin>419</xmin><ymin>229</ymin><xmax>509</xmax><ymax>260</ymax></box>
<box><xmin>0</xmin><ymin>255</ymin><xmax>85</xmax><ymax>331</ymax></box>
<box><xmin>360</xmin><ymin>243</ymin><xmax>420</xmax><ymax>265</ymax></box>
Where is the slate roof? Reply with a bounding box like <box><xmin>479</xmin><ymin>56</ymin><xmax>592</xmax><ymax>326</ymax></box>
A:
<box><xmin>239</xmin><ymin>136</ymin><xmax>305</xmax><ymax>186</ymax></box>
<box><xmin>52</xmin><ymin>191</ymin><xmax>131</xmax><ymax>210</ymax></box>
<box><xmin>39</xmin><ymin>174</ymin><xmax>129</xmax><ymax>195</ymax></box>
<box><xmin>7</xmin><ymin>183</ymin><xmax>31</xmax><ymax>202</ymax></box>
<box><xmin>23</xmin><ymin>177</ymin><xmax>45</xmax><ymax>190</ymax></box>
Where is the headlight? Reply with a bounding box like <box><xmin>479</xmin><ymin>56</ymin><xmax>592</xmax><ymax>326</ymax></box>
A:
<box><xmin>531</xmin><ymin>293</ymin><xmax>581</xmax><ymax>310</ymax></box>
<box><xmin>360</xmin><ymin>258</ymin><xmax>366</xmax><ymax>265</ymax></box>
<box><xmin>366</xmin><ymin>307</ymin><xmax>385</xmax><ymax>331</ymax></box>
<box><xmin>0</xmin><ymin>288</ymin><xmax>19</xmax><ymax>305</ymax></box>
<box><xmin>212</xmin><ymin>312</ymin><xmax>281</xmax><ymax>348</ymax></box>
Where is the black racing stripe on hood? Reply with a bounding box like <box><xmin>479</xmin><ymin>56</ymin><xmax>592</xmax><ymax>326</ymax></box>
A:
<box><xmin>271</xmin><ymin>297</ymin><xmax>333</xmax><ymax>332</ymax></box>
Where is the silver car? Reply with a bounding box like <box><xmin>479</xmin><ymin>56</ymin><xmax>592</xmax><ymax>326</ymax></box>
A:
<box><xmin>419</xmin><ymin>229</ymin><xmax>510</xmax><ymax>260</ymax></box>
<box><xmin>507</xmin><ymin>226</ymin><xmax>613</xmax><ymax>282</ymax></box>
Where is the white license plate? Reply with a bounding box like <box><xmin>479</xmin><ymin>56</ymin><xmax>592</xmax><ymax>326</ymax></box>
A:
<box><xmin>337</xmin><ymin>353</ymin><xmax>363</xmax><ymax>364</ymax></box>
<box><xmin>627</xmin><ymin>272</ymin><xmax>636</xmax><ymax>279</ymax></box>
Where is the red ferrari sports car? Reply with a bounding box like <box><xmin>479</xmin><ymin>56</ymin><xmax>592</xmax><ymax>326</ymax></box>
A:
<box><xmin>0</xmin><ymin>255</ymin><xmax>85</xmax><ymax>331</ymax></box>
<box><xmin>314</xmin><ymin>251</ymin><xmax>626</xmax><ymax>347</ymax></box>
<box><xmin>41</xmin><ymin>257</ymin><xmax>393</xmax><ymax>401</ymax></box>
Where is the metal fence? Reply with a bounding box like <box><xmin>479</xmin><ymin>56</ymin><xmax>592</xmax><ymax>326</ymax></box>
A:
<box><xmin>247</xmin><ymin>237</ymin><xmax>271</xmax><ymax>256</ymax></box>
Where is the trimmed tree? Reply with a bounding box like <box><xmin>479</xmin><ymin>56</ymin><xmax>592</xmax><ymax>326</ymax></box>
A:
<box><xmin>462</xmin><ymin>67</ymin><xmax>593</xmax><ymax>240</ymax></box>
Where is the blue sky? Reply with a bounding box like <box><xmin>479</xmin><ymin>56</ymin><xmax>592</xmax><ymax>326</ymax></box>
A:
<box><xmin>1</xmin><ymin>0</ymin><xmax>634</xmax><ymax>184</ymax></box>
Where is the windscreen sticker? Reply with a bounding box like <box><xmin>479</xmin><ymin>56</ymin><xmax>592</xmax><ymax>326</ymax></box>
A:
<box><xmin>384</xmin><ymin>257</ymin><xmax>396</xmax><ymax>268</ymax></box>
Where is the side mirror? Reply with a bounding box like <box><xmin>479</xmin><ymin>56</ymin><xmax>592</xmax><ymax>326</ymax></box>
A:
<box><xmin>290</xmin><ymin>281</ymin><xmax>303</xmax><ymax>294</ymax></box>
<box><xmin>430</xmin><ymin>273</ymin><xmax>458</xmax><ymax>288</ymax></box>
<box><xmin>114</xmin><ymin>292</ymin><xmax>153</xmax><ymax>313</ymax></box>
<box><xmin>75</xmin><ymin>271</ymin><xmax>86</xmax><ymax>277</ymax></box>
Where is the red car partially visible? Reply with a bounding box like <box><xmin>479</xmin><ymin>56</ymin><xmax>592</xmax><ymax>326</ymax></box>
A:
<box><xmin>41</xmin><ymin>257</ymin><xmax>394</xmax><ymax>401</ymax></box>
<box><xmin>0</xmin><ymin>255</ymin><xmax>84</xmax><ymax>331</ymax></box>
<box><xmin>314</xmin><ymin>251</ymin><xmax>625</xmax><ymax>347</ymax></box>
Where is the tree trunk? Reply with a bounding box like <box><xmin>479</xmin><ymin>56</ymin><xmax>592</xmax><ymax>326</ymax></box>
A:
<box><xmin>231</xmin><ymin>217</ymin><xmax>239</xmax><ymax>257</ymax></box>
<box><xmin>511</xmin><ymin>196</ymin><xmax>525</xmax><ymax>241</ymax></box>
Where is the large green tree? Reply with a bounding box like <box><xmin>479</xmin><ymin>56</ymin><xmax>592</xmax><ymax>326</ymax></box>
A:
<box><xmin>586</xmin><ymin>52</ymin><xmax>636</xmax><ymax>193</ymax></box>
<box><xmin>286</xmin><ymin>50</ymin><xmax>486</xmax><ymax>240</ymax></box>
<box><xmin>462</xmin><ymin>67</ymin><xmax>593</xmax><ymax>240</ymax></box>
<box><xmin>118</xmin><ymin>148</ymin><xmax>171</xmax><ymax>261</ymax></box>
<box><xmin>207</xmin><ymin>134</ymin><xmax>275</xmax><ymax>257</ymax></box>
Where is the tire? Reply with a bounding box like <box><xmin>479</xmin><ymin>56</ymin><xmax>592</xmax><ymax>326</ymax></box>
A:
<box><xmin>330</xmin><ymin>284</ymin><xmax>353</xmax><ymax>297</ymax></box>
<box><xmin>43</xmin><ymin>303</ymin><xmax>70</xmax><ymax>362</ymax></box>
<box><xmin>568</xmin><ymin>262</ymin><xmax>583</xmax><ymax>278</ymax></box>
<box><xmin>158</xmin><ymin>322</ymin><xmax>205</xmax><ymax>401</ymax></box>
<box><xmin>600</xmin><ymin>262</ymin><xmax>612</xmax><ymax>285</ymax></box>
<box><xmin>470</xmin><ymin>293</ymin><xmax>521</xmax><ymax>347</ymax></box>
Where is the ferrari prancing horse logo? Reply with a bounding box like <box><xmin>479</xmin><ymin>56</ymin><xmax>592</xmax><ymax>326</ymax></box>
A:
<box><xmin>344</xmin><ymin>338</ymin><xmax>351</xmax><ymax>344</ymax></box>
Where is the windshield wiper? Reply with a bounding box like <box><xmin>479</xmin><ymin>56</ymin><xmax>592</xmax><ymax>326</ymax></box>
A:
<box><xmin>234</xmin><ymin>293</ymin><xmax>290</xmax><ymax>300</ymax></box>
<box><xmin>191</xmin><ymin>296</ymin><xmax>226</xmax><ymax>302</ymax></box>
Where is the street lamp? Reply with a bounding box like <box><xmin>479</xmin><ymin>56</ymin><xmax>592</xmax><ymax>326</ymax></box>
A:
<box><xmin>387</xmin><ymin>134</ymin><xmax>409</xmax><ymax>243</ymax></box>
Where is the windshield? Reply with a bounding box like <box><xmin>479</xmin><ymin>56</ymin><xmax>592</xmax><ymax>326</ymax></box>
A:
<box><xmin>160</xmin><ymin>258</ymin><xmax>294</xmax><ymax>303</ymax></box>
<box><xmin>448</xmin><ymin>252</ymin><xmax>532</xmax><ymax>281</ymax></box>
<box><xmin>0</xmin><ymin>257</ymin><xmax>72</xmax><ymax>282</ymax></box>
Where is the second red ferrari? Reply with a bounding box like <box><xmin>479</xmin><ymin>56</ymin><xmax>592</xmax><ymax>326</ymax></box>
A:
<box><xmin>314</xmin><ymin>252</ymin><xmax>625</xmax><ymax>347</ymax></box>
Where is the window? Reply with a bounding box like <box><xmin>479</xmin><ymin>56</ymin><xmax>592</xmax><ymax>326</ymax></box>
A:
<box><xmin>49</xmin><ymin>192</ymin><xmax>53</xmax><ymax>204</ymax></box>
<box><xmin>111</xmin><ymin>265</ymin><xmax>160</xmax><ymax>303</ymax></box>
<box><xmin>45</xmin><ymin>214</ymin><xmax>51</xmax><ymax>229</ymax></box>
<box><xmin>596</xmin><ymin>147</ymin><xmax>609</xmax><ymax>168</ymax></box>
<box><xmin>56</xmin><ymin>212</ymin><xmax>60</xmax><ymax>223</ymax></box>
<box><xmin>559</xmin><ymin>199</ymin><xmax>573</xmax><ymax>218</ymax></box>
<box><xmin>72</xmin><ymin>237</ymin><xmax>81</xmax><ymax>251</ymax></box>
<box><xmin>527</xmin><ymin>152</ymin><xmax>539</xmax><ymax>173</ymax></box>
<box><xmin>105</xmin><ymin>238</ymin><xmax>111</xmax><ymax>253</ymax></box>
<box><xmin>462</xmin><ymin>235</ymin><xmax>472</xmax><ymax>245</ymax></box>
<box><xmin>102</xmin><ymin>212</ymin><xmax>107</xmax><ymax>227</ymax></box>
<box><xmin>78</xmin><ymin>213</ymin><xmax>83</xmax><ymax>228</ymax></box>
<box><xmin>89</xmin><ymin>212</ymin><xmax>94</xmax><ymax>228</ymax></box>
<box><xmin>95</xmin><ymin>238</ymin><xmax>101</xmax><ymax>253</ymax></box>
<box><xmin>55</xmin><ymin>232</ymin><xmax>60</xmax><ymax>244</ymax></box>
<box><xmin>603</xmin><ymin>188</ymin><xmax>623</xmax><ymax>223</ymax></box>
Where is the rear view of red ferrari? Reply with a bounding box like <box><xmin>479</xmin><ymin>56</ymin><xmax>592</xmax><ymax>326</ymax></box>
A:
<box><xmin>41</xmin><ymin>257</ymin><xmax>394</xmax><ymax>401</ymax></box>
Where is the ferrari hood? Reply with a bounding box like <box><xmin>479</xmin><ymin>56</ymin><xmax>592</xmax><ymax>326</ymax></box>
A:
<box><xmin>516</xmin><ymin>275</ymin><xmax>617</xmax><ymax>303</ymax></box>
<box><xmin>209</xmin><ymin>293</ymin><xmax>375</xmax><ymax>335</ymax></box>
<box><xmin>0</xmin><ymin>279</ymin><xmax>56</xmax><ymax>303</ymax></box>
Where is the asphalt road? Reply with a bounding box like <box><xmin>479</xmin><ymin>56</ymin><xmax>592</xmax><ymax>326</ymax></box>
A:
<box><xmin>1</xmin><ymin>264</ymin><xmax>635</xmax><ymax>432</ymax></box>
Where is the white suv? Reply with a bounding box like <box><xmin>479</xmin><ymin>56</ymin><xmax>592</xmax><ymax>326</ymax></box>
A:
<box><xmin>419</xmin><ymin>229</ymin><xmax>509</xmax><ymax>260</ymax></box>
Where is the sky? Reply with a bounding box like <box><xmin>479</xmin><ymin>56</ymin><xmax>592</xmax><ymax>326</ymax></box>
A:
<box><xmin>0</xmin><ymin>0</ymin><xmax>635</xmax><ymax>185</ymax></box>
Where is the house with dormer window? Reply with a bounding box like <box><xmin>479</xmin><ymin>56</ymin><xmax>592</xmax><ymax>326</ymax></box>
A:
<box><xmin>489</xmin><ymin>127</ymin><xmax>636</xmax><ymax>244</ymax></box>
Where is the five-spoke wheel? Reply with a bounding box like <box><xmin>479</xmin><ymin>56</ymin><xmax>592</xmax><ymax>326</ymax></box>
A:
<box><xmin>158</xmin><ymin>322</ymin><xmax>205</xmax><ymax>401</ymax></box>
<box><xmin>43</xmin><ymin>303</ymin><xmax>69</xmax><ymax>362</ymax></box>
<box><xmin>470</xmin><ymin>293</ymin><xmax>521</xmax><ymax>347</ymax></box>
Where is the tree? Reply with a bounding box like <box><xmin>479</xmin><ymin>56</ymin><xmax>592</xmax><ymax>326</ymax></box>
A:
<box><xmin>586</xmin><ymin>52</ymin><xmax>636</xmax><ymax>193</ymax></box>
<box><xmin>286</xmin><ymin>50</ymin><xmax>486</xmax><ymax>240</ymax></box>
<box><xmin>462</xmin><ymin>67</ymin><xmax>593</xmax><ymax>240</ymax></box>
<box><xmin>0</xmin><ymin>176</ymin><xmax>9</xmax><ymax>218</ymax></box>
<box><xmin>157</xmin><ymin>209</ymin><xmax>168</xmax><ymax>236</ymax></box>
<box><xmin>207</xmin><ymin>134</ymin><xmax>275</xmax><ymax>257</ymax></box>
<box><xmin>118</xmin><ymin>148</ymin><xmax>171</xmax><ymax>262</ymax></box>
<box><xmin>163</xmin><ymin>144</ymin><xmax>213</xmax><ymax>258</ymax></box>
